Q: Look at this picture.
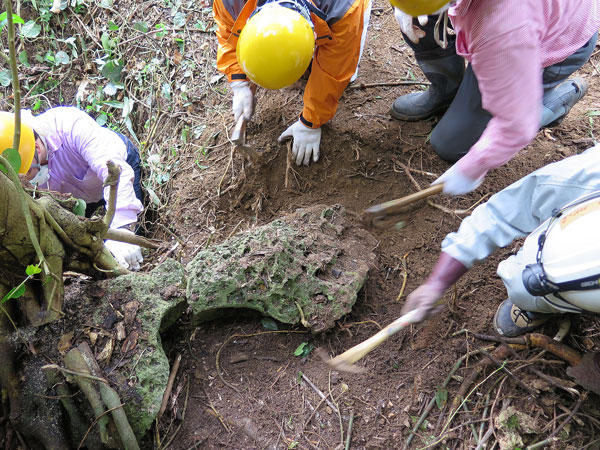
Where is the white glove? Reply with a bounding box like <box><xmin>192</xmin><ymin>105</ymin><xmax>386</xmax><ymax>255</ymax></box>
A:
<box><xmin>394</xmin><ymin>8</ymin><xmax>429</xmax><ymax>44</ymax></box>
<box><xmin>433</xmin><ymin>163</ymin><xmax>484</xmax><ymax>195</ymax></box>
<box><xmin>105</xmin><ymin>240</ymin><xmax>143</xmax><ymax>271</ymax></box>
<box><xmin>277</xmin><ymin>120</ymin><xmax>322</xmax><ymax>166</ymax></box>
<box><xmin>231</xmin><ymin>81</ymin><xmax>255</xmax><ymax>122</ymax></box>
<box><xmin>401</xmin><ymin>284</ymin><xmax>445</xmax><ymax>322</ymax></box>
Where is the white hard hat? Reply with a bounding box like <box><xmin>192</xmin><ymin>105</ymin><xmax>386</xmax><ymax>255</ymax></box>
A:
<box><xmin>521</xmin><ymin>191</ymin><xmax>600</xmax><ymax>313</ymax></box>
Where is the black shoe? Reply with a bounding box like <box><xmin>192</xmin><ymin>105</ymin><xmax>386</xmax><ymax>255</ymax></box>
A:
<box><xmin>543</xmin><ymin>77</ymin><xmax>589</xmax><ymax>128</ymax></box>
<box><xmin>390</xmin><ymin>54</ymin><xmax>464</xmax><ymax>122</ymax></box>
<box><xmin>390</xmin><ymin>89</ymin><xmax>455</xmax><ymax>121</ymax></box>
<box><xmin>493</xmin><ymin>299</ymin><xmax>556</xmax><ymax>338</ymax></box>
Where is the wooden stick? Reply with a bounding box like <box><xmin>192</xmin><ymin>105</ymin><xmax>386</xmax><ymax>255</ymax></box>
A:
<box><xmin>322</xmin><ymin>309</ymin><xmax>420</xmax><ymax>373</ymax></box>
<box><xmin>158</xmin><ymin>353</ymin><xmax>182</xmax><ymax>419</ymax></box>
<box><xmin>365</xmin><ymin>183</ymin><xmax>444</xmax><ymax>216</ymax></box>
<box><xmin>300</xmin><ymin>372</ymin><xmax>339</xmax><ymax>414</ymax></box>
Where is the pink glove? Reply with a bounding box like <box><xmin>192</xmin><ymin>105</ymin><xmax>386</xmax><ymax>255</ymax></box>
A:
<box><xmin>402</xmin><ymin>252</ymin><xmax>468</xmax><ymax>322</ymax></box>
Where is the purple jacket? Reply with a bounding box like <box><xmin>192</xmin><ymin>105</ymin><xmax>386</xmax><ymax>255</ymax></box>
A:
<box><xmin>35</xmin><ymin>107</ymin><xmax>142</xmax><ymax>229</ymax></box>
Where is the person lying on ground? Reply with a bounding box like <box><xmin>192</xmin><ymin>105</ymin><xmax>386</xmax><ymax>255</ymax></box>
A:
<box><xmin>388</xmin><ymin>0</ymin><xmax>600</xmax><ymax>196</ymax></box>
<box><xmin>401</xmin><ymin>143</ymin><xmax>600</xmax><ymax>340</ymax></box>
<box><xmin>19</xmin><ymin>107</ymin><xmax>144</xmax><ymax>271</ymax></box>
<box><xmin>213</xmin><ymin>0</ymin><xmax>371</xmax><ymax>166</ymax></box>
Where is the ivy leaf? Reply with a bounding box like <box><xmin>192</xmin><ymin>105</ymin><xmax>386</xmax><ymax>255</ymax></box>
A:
<box><xmin>293</xmin><ymin>342</ymin><xmax>314</xmax><ymax>358</ymax></box>
<box><xmin>73</xmin><ymin>198</ymin><xmax>87</xmax><ymax>217</ymax></box>
<box><xmin>294</xmin><ymin>343</ymin><xmax>307</xmax><ymax>356</ymax></box>
<box><xmin>18</xmin><ymin>50</ymin><xmax>29</xmax><ymax>67</ymax></box>
<box><xmin>55</xmin><ymin>51</ymin><xmax>70</xmax><ymax>65</ymax></box>
<box><xmin>25</xmin><ymin>265</ymin><xmax>42</xmax><ymax>276</ymax></box>
<box><xmin>134</xmin><ymin>21</ymin><xmax>149</xmax><ymax>33</ymax></box>
<box><xmin>173</xmin><ymin>11</ymin><xmax>186</xmax><ymax>28</ymax></box>
<box><xmin>101</xmin><ymin>59</ymin><xmax>123</xmax><ymax>83</ymax></box>
<box><xmin>0</xmin><ymin>147</ymin><xmax>21</xmax><ymax>174</ymax></box>
<box><xmin>100</xmin><ymin>32</ymin><xmax>115</xmax><ymax>51</ymax></box>
<box><xmin>0</xmin><ymin>69</ymin><xmax>11</xmax><ymax>87</ymax></box>
<box><xmin>20</xmin><ymin>20</ymin><xmax>40</xmax><ymax>38</ymax></box>
<box><xmin>144</xmin><ymin>186</ymin><xmax>161</xmax><ymax>207</ymax></box>
<box><xmin>434</xmin><ymin>387</ymin><xmax>448</xmax><ymax>410</ymax></box>
<box><xmin>0</xmin><ymin>12</ymin><xmax>24</xmax><ymax>31</ymax></box>
<box><xmin>124</xmin><ymin>116</ymin><xmax>139</xmax><ymax>144</ymax></box>
<box><xmin>103</xmin><ymin>82</ymin><xmax>118</xmax><ymax>96</ymax></box>
<box><xmin>95</xmin><ymin>112</ymin><xmax>108</xmax><ymax>126</ymax></box>
<box><xmin>261</xmin><ymin>318</ymin><xmax>278</xmax><ymax>331</ymax></box>
<box><xmin>1</xmin><ymin>283</ymin><xmax>26</xmax><ymax>304</ymax></box>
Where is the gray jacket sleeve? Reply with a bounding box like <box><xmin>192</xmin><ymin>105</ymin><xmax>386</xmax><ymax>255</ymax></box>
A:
<box><xmin>441</xmin><ymin>144</ymin><xmax>600</xmax><ymax>268</ymax></box>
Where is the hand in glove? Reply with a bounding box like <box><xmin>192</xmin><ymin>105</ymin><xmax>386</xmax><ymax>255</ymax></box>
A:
<box><xmin>401</xmin><ymin>253</ymin><xmax>468</xmax><ymax>322</ymax></box>
<box><xmin>394</xmin><ymin>8</ymin><xmax>429</xmax><ymax>43</ymax></box>
<box><xmin>231</xmin><ymin>81</ymin><xmax>255</xmax><ymax>122</ymax></box>
<box><xmin>277</xmin><ymin>120</ymin><xmax>322</xmax><ymax>166</ymax></box>
<box><xmin>105</xmin><ymin>240</ymin><xmax>143</xmax><ymax>271</ymax></box>
<box><xmin>433</xmin><ymin>162</ymin><xmax>485</xmax><ymax>195</ymax></box>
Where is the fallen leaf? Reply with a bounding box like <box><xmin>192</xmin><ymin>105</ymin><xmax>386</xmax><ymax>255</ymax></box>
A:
<box><xmin>122</xmin><ymin>300</ymin><xmax>140</xmax><ymax>325</ymax></box>
<box><xmin>121</xmin><ymin>330</ymin><xmax>139</xmax><ymax>354</ymax></box>
<box><xmin>88</xmin><ymin>331</ymin><xmax>98</xmax><ymax>346</ymax></box>
<box><xmin>57</xmin><ymin>331</ymin><xmax>74</xmax><ymax>355</ymax></box>
<box><xmin>97</xmin><ymin>338</ymin><xmax>114</xmax><ymax>364</ymax></box>
<box><xmin>115</xmin><ymin>322</ymin><xmax>126</xmax><ymax>341</ymax></box>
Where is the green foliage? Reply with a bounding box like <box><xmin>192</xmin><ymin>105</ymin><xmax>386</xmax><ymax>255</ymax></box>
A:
<box><xmin>1</xmin><ymin>264</ymin><xmax>42</xmax><ymax>304</ymax></box>
<box><xmin>261</xmin><ymin>318</ymin><xmax>278</xmax><ymax>331</ymax></box>
<box><xmin>506</xmin><ymin>414</ymin><xmax>520</xmax><ymax>430</ymax></box>
<box><xmin>0</xmin><ymin>12</ymin><xmax>24</xmax><ymax>31</ymax></box>
<box><xmin>133</xmin><ymin>21</ymin><xmax>148</xmax><ymax>33</ymax></box>
<box><xmin>293</xmin><ymin>342</ymin><xmax>314</xmax><ymax>358</ymax></box>
<box><xmin>26</xmin><ymin>265</ymin><xmax>42</xmax><ymax>276</ymax></box>
<box><xmin>21</xmin><ymin>20</ymin><xmax>41</xmax><ymax>38</ymax></box>
<box><xmin>73</xmin><ymin>198</ymin><xmax>87</xmax><ymax>217</ymax></box>
<box><xmin>434</xmin><ymin>387</ymin><xmax>448</xmax><ymax>410</ymax></box>
<box><xmin>0</xmin><ymin>147</ymin><xmax>21</xmax><ymax>174</ymax></box>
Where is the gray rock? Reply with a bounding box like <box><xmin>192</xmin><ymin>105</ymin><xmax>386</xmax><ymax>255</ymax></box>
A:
<box><xmin>186</xmin><ymin>205</ymin><xmax>377</xmax><ymax>332</ymax></box>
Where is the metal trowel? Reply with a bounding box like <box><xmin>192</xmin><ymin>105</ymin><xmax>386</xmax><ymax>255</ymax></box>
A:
<box><xmin>231</xmin><ymin>116</ymin><xmax>259</xmax><ymax>163</ymax></box>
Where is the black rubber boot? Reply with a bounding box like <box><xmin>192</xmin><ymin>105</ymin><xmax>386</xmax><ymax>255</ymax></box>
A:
<box><xmin>390</xmin><ymin>54</ymin><xmax>465</xmax><ymax>122</ymax></box>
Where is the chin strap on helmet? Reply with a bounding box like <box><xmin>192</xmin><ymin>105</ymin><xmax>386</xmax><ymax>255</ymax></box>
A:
<box><xmin>522</xmin><ymin>191</ymin><xmax>600</xmax><ymax>297</ymax></box>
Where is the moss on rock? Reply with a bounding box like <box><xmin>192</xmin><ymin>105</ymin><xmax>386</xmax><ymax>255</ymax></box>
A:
<box><xmin>186</xmin><ymin>205</ymin><xmax>377</xmax><ymax>332</ymax></box>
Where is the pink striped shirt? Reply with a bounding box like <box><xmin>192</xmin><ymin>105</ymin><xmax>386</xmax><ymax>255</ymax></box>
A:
<box><xmin>449</xmin><ymin>0</ymin><xmax>600</xmax><ymax>180</ymax></box>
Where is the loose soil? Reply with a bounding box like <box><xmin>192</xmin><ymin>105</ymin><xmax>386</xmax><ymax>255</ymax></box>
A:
<box><xmin>8</xmin><ymin>1</ymin><xmax>600</xmax><ymax>448</ymax></box>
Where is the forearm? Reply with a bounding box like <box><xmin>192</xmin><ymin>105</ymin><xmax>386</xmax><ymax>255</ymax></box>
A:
<box><xmin>301</xmin><ymin>2</ymin><xmax>365</xmax><ymax>127</ymax></box>
<box><xmin>459</xmin><ymin>34</ymin><xmax>542</xmax><ymax>180</ymax></box>
<box><xmin>443</xmin><ymin>146</ymin><xmax>600</xmax><ymax>268</ymax></box>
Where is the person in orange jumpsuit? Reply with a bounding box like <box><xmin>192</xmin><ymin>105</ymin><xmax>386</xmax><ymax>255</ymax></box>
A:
<box><xmin>213</xmin><ymin>0</ymin><xmax>371</xmax><ymax>166</ymax></box>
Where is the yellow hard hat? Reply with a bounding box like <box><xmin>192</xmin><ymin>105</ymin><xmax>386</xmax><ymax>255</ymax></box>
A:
<box><xmin>237</xmin><ymin>3</ymin><xmax>315</xmax><ymax>90</ymax></box>
<box><xmin>390</xmin><ymin>0</ymin><xmax>451</xmax><ymax>17</ymax></box>
<box><xmin>0</xmin><ymin>111</ymin><xmax>35</xmax><ymax>173</ymax></box>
